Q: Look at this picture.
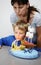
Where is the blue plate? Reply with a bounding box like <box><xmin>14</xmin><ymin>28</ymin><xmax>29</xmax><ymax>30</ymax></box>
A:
<box><xmin>9</xmin><ymin>48</ymin><xmax>39</xmax><ymax>59</ymax></box>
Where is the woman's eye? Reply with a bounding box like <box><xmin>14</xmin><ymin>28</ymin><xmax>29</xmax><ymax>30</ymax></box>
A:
<box><xmin>19</xmin><ymin>7</ymin><xmax>23</xmax><ymax>8</ymax></box>
<box><xmin>14</xmin><ymin>7</ymin><xmax>16</xmax><ymax>9</ymax></box>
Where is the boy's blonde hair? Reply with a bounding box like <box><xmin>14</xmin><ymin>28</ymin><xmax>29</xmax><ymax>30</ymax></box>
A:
<box><xmin>13</xmin><ymin>20</ymin><xmax>28</xmax><ymax>33</ymax></box>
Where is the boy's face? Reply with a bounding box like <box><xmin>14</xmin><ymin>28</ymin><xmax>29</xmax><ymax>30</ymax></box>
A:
<box><xmin>14</xmin><ymin>26</ymin><xmax>25</xmax><ymax>41</ymax></box>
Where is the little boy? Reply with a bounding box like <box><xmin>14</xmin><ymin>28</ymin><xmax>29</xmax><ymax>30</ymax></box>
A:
<box><xmin>11</xmin><ymin>20</ymin><xmax>36</xmax><ymax>49</ymax></box>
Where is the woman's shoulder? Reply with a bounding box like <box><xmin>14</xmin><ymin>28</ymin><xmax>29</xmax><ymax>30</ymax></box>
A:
<box><xmin>30</xmin><ymin>12</ymin><xmax>41</xmax><ymax>27</ymax></box>
<box><xmin>33</xmin><ymin>12</ymin><xmax>41</xmax><ymax>26</ymax></box>
<box><xmin>34</xmin><ymin>12</ymin><xmax>41</xmax><ymax>19</ymax></box>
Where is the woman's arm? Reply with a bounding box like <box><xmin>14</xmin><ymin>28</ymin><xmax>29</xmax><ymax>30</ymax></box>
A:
<box><xmin>36</xmin><ymin>26</ymin><xmax>41</xmax><ymax>48</ymax></box>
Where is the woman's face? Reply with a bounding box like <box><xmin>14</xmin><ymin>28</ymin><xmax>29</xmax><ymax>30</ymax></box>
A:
<box><xmin>14</xmin><ymin>26</ymin><xmax>25</xmax><ymax>41</ymax></box>
<box><xmin>13</xmin><ymin>2</ymin><xmax>29</xmax><ymax>21</ymax></box>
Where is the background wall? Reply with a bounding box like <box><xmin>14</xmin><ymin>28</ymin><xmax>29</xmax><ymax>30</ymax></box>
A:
<box><xmin>0</xmin><ymin>0</ymin><xmax>41</xmax><ymax>38</ymax></box>
<box><xmin>29</xmin><ymin>0</ymin><xmax>41</xmax><ymax>12</ymax></box>
<box><xmin>0</xmin><ymin>0</ymin><xmax>14</xmax><ymax>38</ymax></box>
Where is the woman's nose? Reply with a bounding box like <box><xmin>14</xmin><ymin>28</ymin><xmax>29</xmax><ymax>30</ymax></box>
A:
<box><xmin>16</xmin><ymin>8</ymin><xmax>20</xmax><ymax>14</ymax></box>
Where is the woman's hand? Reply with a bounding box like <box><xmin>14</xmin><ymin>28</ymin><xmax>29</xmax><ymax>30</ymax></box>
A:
<box><xmin>36</xmin><ymin>26</ymin><xmax>41</xmax><ymax>48</ymax></box>
<box><xmin>37</xmin><ymin>35</ymin><xmax>41</xmax><ymax>48</ymax></box>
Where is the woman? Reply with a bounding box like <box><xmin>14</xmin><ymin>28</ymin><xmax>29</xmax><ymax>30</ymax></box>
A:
<box><xmin>11</xmin><ymin>0</ymin><xmax>41</xmax><ymax>48</ymax></box>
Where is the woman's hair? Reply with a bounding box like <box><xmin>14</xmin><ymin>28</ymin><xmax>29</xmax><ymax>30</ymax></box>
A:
<box><xmin>13</xmin><ymin>20</ymin><xmax>28</xmax><ymax>33</ymax></box>
<box><xmin>11</xmin><ymin>0</ymin><xmax>28</xmax><ymax>5</ymax></box>
<box><xmin>11</xmin><ymin>0</ymin><xmax>39</xmax><ymax>22</ymax></box>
